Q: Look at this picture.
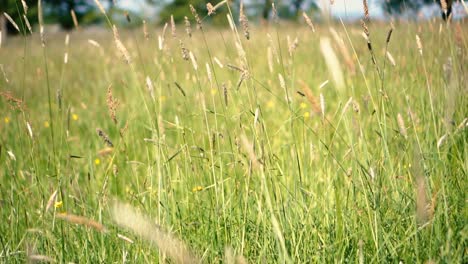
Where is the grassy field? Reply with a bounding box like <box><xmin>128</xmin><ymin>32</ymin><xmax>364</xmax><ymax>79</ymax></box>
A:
<box><xmin>0</xmin><ymin>6</ymin><xmax>467</xmax><ymax>263</ymax></box>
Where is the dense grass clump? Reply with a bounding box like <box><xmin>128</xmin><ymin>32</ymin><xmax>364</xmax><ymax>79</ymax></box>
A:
<box><xmin>0</xmin><ymin>4</ymin><xmax>467</xmax><ymax>263</ymax></box>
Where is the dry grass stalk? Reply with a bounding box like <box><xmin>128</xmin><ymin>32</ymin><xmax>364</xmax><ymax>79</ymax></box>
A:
<box><xmin>223</xmin><ymin>83</ymin><xmax>228</xmax><ymax>106</ymax></box>
<box><xmin>267</xmin><ymin>47</ymin><xmax>274</xmax><ymax>73</ymax></box>
<box><xmin>462</xmin><ymin>0</ymin><xmax>468</xmax><ymax>14</ymax></box>
<box><xmin>71</xmin><ymin>9</ymin><xmax>79</xmax><ymax>29</ymax></box>
<box><xmin>45</xmin><ymin>190</ymin><xmax>58</xmax><ymax>213</ymax></box>
<box><xmin>319</xmin><ymin>37</ymin><xmax>345</xmax><ymax>91</ymax></box>
<box><xmin>38</xmin><ymin>0</ymin><xmax>45</xmax><ymax>46</ymax></box>
<box><xmin>0</xmin><ymin>64</ymin><xmax>9</xmax><ymax>83</ymax></box>
<box><xmin>88</xmin><ymin>39</ymin><xmax>101</xmax><ymax>48</ymax></box>
<box><xmin>1</xmin><ymin>91</ymin><xmax>26</xmax><ymax>110</ymax></box>
<box><xmin>117</xmin><ymin>233</ymin><xmax>134</xmax><ymax>244</ymax></box>
<box><xmin>26</xmin><ymin>121</ymin><xmax>33</xmax><ymax>139</ymax></box>
<box><xmin>29</xmin><ymin>255</ymin><xmax>55</xmax><ymax>263</ymax></box>
<box><xmin>107</xmin><ymin>84</ymin><xmax>119</xmax><ymax>124</ymax></box>
<box><xmin>239</xmin><ymin>2</ymin><xmax>250</xmax><ymax>40</ymax></box>
<box><xmin>179</xmin><ymin>40</ymin><xmax>189</xmax><ymax>60</ymax></box>
<box><xmin>302</xmin><ymin>12</ymin><xmax>315</xmax><ymax>32</ymax></box>
<box><xmin>330</xmin><ymin>28</ymin><xmax>355</xmax><ymax>73</ymax></box>
<box><xmin>4</xmin><ymin>13</ymin><xmax>19</xmax><ymax>33</ymax></box>
<box><xmin>189</xmin><ymin>51</ymin><xmax>198</xmax><ymax>71</ymax></box>
<box><xmin>112</xmin><ymin>25</ymin><xmax>131</xmax><ymax>64</ymax></box>
<box><xmin>224</xmin><ymin>246</ymin><xmax>247</xmax><ymax>264</ymax></box>
<box><xmin>94</xmin><ymin>0</ymin><xmax>106</xmax><ymax>15</ymax></box>
<box><xmin>21</xmin><ymin>0</ymin><xmax>28</xmax><ymax>14</ymax></box>
<box><xmin>386</xmin><ymin>51</ymin><xmax>396</xmax><ymax>66</ymax></box>
<box><xmin>111</xmin><ymin>202</ymin><xmax>199</xmax><ymax>264</ymax></box>
<box><xmin>416</xmin><ymin>34</ymin><xmax>423</xmax><ymax>56</ymax></box>
<box><xmin>299</xmin><ymin>80</ymin><xmax>321</xmax><ymax>114</ymax></box>
<box><xmin>171</xmin><ymin>15</ymin><xmax>176</xmax><ymax>38</ymax></box>
<box><xmin>206</xmin><ymin>63</ymin><xmax>212</xmax><ymax>84</ymax></box>
<box><xmin>174</xmin><ymin>82</ymin><xmax>186</xmax><ymax>97</ymax></box>
<box><xmin>124</xmin><ymin>11</ymin><xmax>131</xmax><ymax>23</ymax></box>
<box><xmin>190</xmin><ymin>4</ymin><xmax>202</xmax><ymax>30</ymax></box>
<box><xmin>278</xmin><ymin>73</ymin><xmax>286</xmax><ymax>90</ymax></box>
<box><xmin>413</xmin><ymin>149</ymin><xmax>430</xmax><ymax>225</ymax></box>
<box><xmin>226</xmin><ymin>13</ymin><xmax>235</xmax><ymax>31</ymax></box>
<box><xmin>386</xmin><ymin>27</ymin><xmax>393</xmax><ymax>44</ymax></box>
<box><xmin>272</xmin><ymin>3</ymin><xmax>278</xmax><ymax>23</ymax></box>
<box><xmin>146</xmin><ymin>76</ymin><xmax>155</xmax><ymax>101</ymax></box>
<box><xmin>363</xmin><ymin>0</ymin><xmax>369</xmax><ymax>21</ymax></box>
<box><xmin>214</xmin><ymin>57</ymin><xmax>224</xmax><ymax>68</ymax></box>
<box><xmin>440</xmin><ymin>0</ymin><xmax>448</xmax><ymax>16</ymax></box>
<box><xmin>397</xmin><ymin>113</ymin><xmax>407</xmax><ymax>139</ymax></box>
<box><xmin>23</xmin><ymin>15</ymin><xmax>32</xmax><ymax>33</ymax></box>
<box><xmin>207</xmin><ymin>3</ymin><xmax>215</xmax><ymax>16</ymax></box>
<box><xmin>142</xmin><ymin>20</ymin><xmax>149</xmax><ymax>40</ymax></box>
<box><xmin>119</xmin><ymin>121</ymin><xmax>129</xmax><ymax>138</ymax></box>
<box><xmin>240</xmin><ymin>134</ymin><xmax>260</xmax><ymax>169</ymax></box>
<box><xmin>208</xmin><ymin>0</ymin><xmax>227</xmax><ymax>15</ymax></box>
<box><xmin>57</xmin><ymin>212</ymin><xmax>107</xmax><ymax>232</ymax></box>
<box><xmin>97</xmin><ymin>147</ymin><xmax>113</xmax><ymax>156</ymax></box>
<box><xmin>96</xmin><ymin>128</ymin><xmax>114</xmax><ymax>147</ymax></box>
<box><xmin>184</xmin><ymin>16</ymin><xmax>192</xmax><ymax>38</ymax></box>
<box><xmin>158</xmin><ymin>114</ymin><xmax>165</xmax><ymax>138</ymax></box>
<box><xmin>320</xmin><ymin>93</ymin><xmax>325</xmax><ymax>118</ymax></box>
<box><xmin>288</xmin><ymin>36</ymin><xmax>298</xmax><ymax>56</ymax></box>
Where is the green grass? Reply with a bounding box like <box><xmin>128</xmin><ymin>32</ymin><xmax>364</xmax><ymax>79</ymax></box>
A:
<box><xmin>0</xmin><ymin>11</ymin><xmax>467</xmax><ymax>263</ymax></box>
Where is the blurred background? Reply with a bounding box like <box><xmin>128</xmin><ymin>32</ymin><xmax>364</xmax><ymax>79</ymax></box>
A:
<box><xmin>1</xmin><ymin>0</ymin><xmax>467</xmax><ymax>41</ymax></box>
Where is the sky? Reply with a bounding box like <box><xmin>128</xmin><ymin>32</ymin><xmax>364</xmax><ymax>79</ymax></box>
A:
<box><xmin>114</xmin><ymin>0</ymin><xmax>466</xmax><ymax>21</ymax></box>
<box><xmin>115</xmin><ymin>0</ymin><xmax>382</xmax><ymax>19</ymax></box>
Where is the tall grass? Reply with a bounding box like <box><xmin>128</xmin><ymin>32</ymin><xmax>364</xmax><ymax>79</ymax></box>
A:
<box><xmin>0</xmin><ymin>3</ymin><xmax>466</xmax><ymax>263</ymax></box>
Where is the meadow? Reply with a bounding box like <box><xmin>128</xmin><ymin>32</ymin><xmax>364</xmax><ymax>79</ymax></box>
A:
<box><xmin>0</xmin><ymin>5</ymin><xmax>467</xmax><ymax>263</ymax></box>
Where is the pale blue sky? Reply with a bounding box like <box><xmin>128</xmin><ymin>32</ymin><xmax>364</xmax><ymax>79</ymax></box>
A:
<box><xmin>113</xmin><ymin>0</ymin><xmax>466</xmax><ymax>21</ymax></box>
<box><xmin>115</xmin><ymin>0</ymin><xmax>381</xmax><ymax>18</ymax></box>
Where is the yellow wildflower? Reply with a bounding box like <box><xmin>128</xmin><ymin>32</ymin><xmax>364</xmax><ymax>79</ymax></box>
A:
<box><xmin>54</xmin><ymin>201</ymin><xmax>63</xmax><ymax>209</ymax></box>
<box><xmin>300</xmin><ymin>102</ymin><xmax>307</xmax><ymax>109</ymax></box>
<box><xmin>4</xmin><ymin>117</ymin><xmax>10</xmax><ymax>123</ymax></box>
<box><xmin>95</xmin><ymin>158</ymin><xmax>101</xmax><ymax>165</ymax></box>
<box><xmin>267</xmin><ymin>100</ymin><xmax>274</xmax><ymax>108</ymax></box>
<box><xmin>44</xmin><ymin>121</ymin><xmax>50</xmax><ymax>128</ymax></box>
<box><xmin>210</xmin><ymin>89</ymin><xmax>217</xmax><ymax>95</ymax></box>
<box><xmin>304</xmin><ymin>112</ymin><xmax>310</xmax><ymax>118</ymax></box>
<box><xmin>192</xmin><ymin>186</ymin><xmax>203</xmax><ymax>193</ymax></box>
<box><xmin>72</xmin><ymin>114</ymin><xmax>79</xmax><ymax>121</ymax></box>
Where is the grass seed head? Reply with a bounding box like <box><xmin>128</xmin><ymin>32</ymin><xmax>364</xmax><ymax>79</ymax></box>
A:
<box><xmin>184</xmin><ymin>16</ymin><xmax>192</xmax><ymax>38</ymax></box>
<box><xmin>239</xmin><ymin>2</ymin><xmax>250</xmax><ymax>40</ymax></box>
<box><xmin>3</xmin><ymin>13</ymin><xmax>19</xmax><ymax>33</ymax></box>
<box><xmin>302</xmin><ymin>12</ymin><xmax>315</xmax><ymax>32</ymax></box>
<box><xmin>190</xmin><ymin>4</ymin><xmax>202</xmax><ymax>30</ymax></box>
<box><xmin>57</xmin><ymin>213</ymin><xmax>107</xmax><ymax>232</ymax></box>
<box><xmin>171</xmin><ymin>15</ymin><xmax>176</xmax><ymax>38</ymax></box>
<box><xmin>96</xmin><ymin>128</ymin><xmax>114</xmax><ymax>147</ymax></box>
<box><xmin>111</xmin><ymin>201</ymin><xmax>198</xmax><ymax>264</ymax></box>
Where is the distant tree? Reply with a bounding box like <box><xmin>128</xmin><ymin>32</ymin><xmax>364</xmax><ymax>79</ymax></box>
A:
<box><xmin>158</xmin><ymin>0</ymin><xmax>230</xmax><ymax>26</ymax></box>
<box><xmin>1</xmin><ymin>0</ymin><xmax>38</xmax><ymax>41</ymax></box>
<box><xmin>43</xmin><ymin>0</ymin><xmax>100</xmax><ymax>29</ymax></box>
<box><xmin>382</xmin><ymin>0</ymin><xmax>452</xmax><ymax>20</ymax></box>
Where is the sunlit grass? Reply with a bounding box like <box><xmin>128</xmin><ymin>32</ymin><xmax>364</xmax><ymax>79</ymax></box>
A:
<box><xmin>0</xmin><ymin>12</ymin><xmax>466</xmax><ymax>263</ymax></box>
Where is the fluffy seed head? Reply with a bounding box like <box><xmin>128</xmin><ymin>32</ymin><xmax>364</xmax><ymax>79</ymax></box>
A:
<box><xmin>71</xmin><ymin>9</ymin><xmax>79</xmax><ymax>29</ymax></box>
<box><xmin>239</xmin><ymin>2</ymin><xmax>250</xmax><ymax>40</ymax></box>
<box><xmin>170</xmin><ymin>15</ymin><xmax>176</xmax><ymax>38</ymax></box>
<box><xmin>184</xmin><ymin>16</ymin><xmax>192</xmax><ymax>38</ymax></box>
<box><xmin>4</xmin><ymin>13</ymin><xmax>19</xmax><ymax>32</ymax></box>
<box><xmin>190</xmin><ymin>5</ymin><xmax>202</xmax><ymax>30</ymax></box>
<box><xmin>302</xmin><ymin>12</ymin><xmax>315</xmax><ymax>32</ymax></box>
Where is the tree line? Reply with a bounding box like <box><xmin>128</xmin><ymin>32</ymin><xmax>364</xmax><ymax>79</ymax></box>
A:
<box><xmin>0</xmin><ymin>0</ymin><xmax>453</xmax><ymax>38</ymax></box>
